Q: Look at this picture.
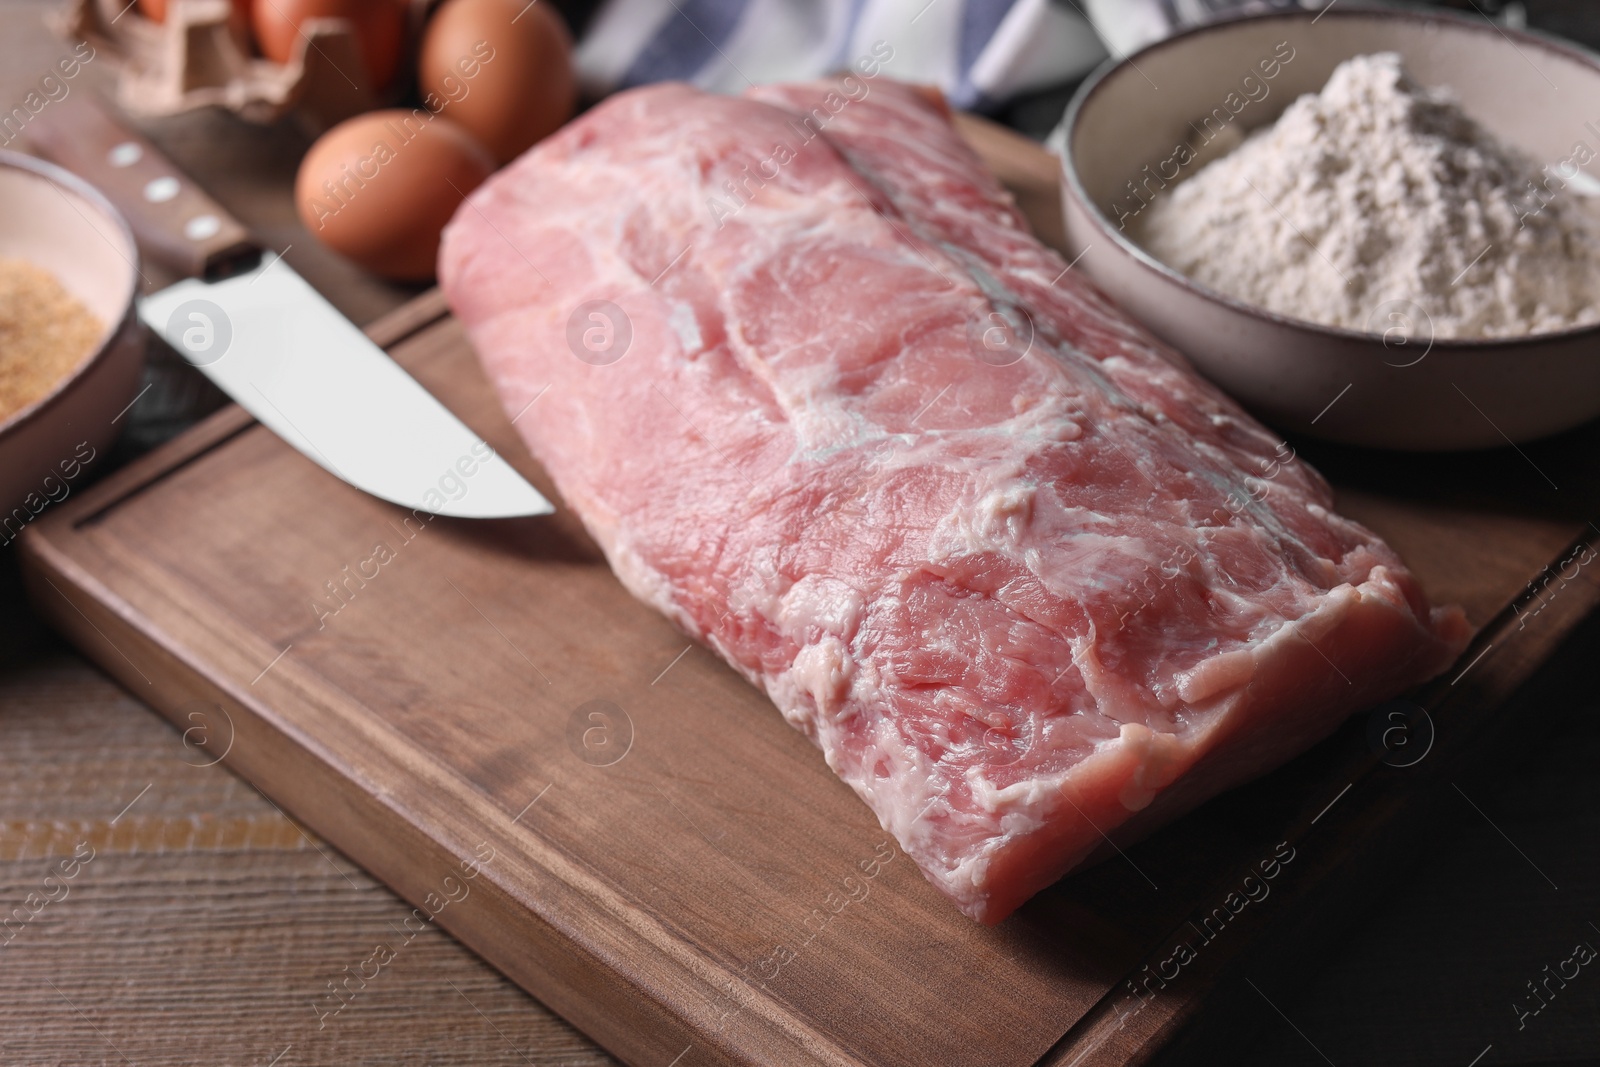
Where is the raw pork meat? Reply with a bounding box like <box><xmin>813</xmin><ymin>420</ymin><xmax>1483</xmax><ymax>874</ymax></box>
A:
<box><xmin>438</xmin><ymin>78</ymin><xmax>1470</xmax><ymax>924</ymax></box>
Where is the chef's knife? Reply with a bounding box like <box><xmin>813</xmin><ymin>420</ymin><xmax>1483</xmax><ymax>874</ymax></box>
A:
<box><xmin>31</xmin><ymin>98</ymin><xmax>553</xmax><ymax>520</ymax></box>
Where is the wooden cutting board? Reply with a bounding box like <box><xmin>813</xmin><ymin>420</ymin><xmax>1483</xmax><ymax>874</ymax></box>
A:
<box><xmin>20</xmin><ymin>118</ymin><xmax>1600</xmax><ymax>1067</ymax></box>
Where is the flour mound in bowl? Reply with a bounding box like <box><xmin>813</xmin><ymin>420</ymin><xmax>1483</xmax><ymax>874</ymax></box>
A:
<box><xmin>1135</xmin><ymin>52</ymin><xmax>1600</xmax><ymax>339</ymax></box>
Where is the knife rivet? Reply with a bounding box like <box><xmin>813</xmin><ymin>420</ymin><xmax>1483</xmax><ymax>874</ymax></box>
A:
<box><xmin>143</xmin><ymin>176</ymin><xmax>180</xmax><ymax>203</ymax></box>
<box><xmin>108</xmin><ymin>142</ymin><xmax>143</xmax><ymax>168</ymax></box>
<box><xmin>184</xmin><ymin>214</ymin><xmax>222</xmax><ymax>241</ymax></box>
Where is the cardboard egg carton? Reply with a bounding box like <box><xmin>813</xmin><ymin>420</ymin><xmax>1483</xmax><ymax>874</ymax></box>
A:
<box><xmin>55</xmin><ymin>0</ymin><xmax>431</xmax><ymax>129</ymax></box>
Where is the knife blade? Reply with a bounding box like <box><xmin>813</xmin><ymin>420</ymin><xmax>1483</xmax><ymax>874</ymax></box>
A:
<box><xmin>31</xmin><ymin>98</ymin><xmax>553</xmax><ymax>520</ymax></box>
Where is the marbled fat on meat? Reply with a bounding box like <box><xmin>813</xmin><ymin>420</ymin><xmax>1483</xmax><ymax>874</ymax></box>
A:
<box><xmin>438</xmin><ymin>79</ymin><xmax>1470</xmax><ymax>924</ymax></box>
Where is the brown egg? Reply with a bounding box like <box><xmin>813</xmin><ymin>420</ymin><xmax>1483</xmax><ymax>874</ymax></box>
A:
<box><xmin>296</xmin><ymin>110</ymin><xmax>495</xmax><ymax>281</ymax></box>
<box><xmin>419</xmin><ymin>0</ymin><xmax>576</xmax><ymax>163</ymax></box>
<box><xmin>253</xmin><ymin>0</ymin><xmax>406</xmax><ymax>89</ymax></box>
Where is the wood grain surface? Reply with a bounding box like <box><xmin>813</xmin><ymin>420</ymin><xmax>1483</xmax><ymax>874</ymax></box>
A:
<box><xmin>4</xmin><ymin>4</ymin><xmax>1600</xmax><ymax>1065</ymax></box>
<box><xmin>1</xmin><ymin>7</ymin><xmax>618</xmax><ymax>1065</ymax></box>
<box><xmin>0</xmin><ymin>648</ymin><xmax>617</xmax><ymax>1067</ymax></box>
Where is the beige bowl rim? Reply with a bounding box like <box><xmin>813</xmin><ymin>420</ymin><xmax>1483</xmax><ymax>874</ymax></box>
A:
<box><xmin>1058</xmin><ymin>3</ymin><xmax>1600</xmax><ymax>352</ymax></box>
<box><xmin>0</xmin><ymin>147</ymin><xmax>142</xmax><ymax>437</ymax></box>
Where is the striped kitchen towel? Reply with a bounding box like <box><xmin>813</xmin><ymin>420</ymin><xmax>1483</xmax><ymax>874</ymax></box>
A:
<box><xmin>573</xmin><ymin>0</ymin><xmax>1320</xmax><ymax>111</ymax></box>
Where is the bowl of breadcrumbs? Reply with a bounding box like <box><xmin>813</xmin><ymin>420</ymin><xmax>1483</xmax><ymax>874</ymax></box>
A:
<box><xmin>0</xmin><ymin>150</ymin><xmax>145</xmax><ymax>528</ymax></box>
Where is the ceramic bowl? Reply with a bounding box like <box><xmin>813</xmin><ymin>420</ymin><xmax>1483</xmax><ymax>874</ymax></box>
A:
<box><xmin>0</xmin><ymin>149</ymin><xmax>145</xmax><ymax>536</ymax></box>
<box><xmin>1059</xmin><ymin>7</ymin><xmax>1600</xmax><ymax>450</ymax></box>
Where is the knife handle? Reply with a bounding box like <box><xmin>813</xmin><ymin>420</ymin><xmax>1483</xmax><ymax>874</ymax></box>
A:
<box><xmin>29</xmin><ymin>96</ymin><xmax>262</xmax><ymax>282</ymax></box>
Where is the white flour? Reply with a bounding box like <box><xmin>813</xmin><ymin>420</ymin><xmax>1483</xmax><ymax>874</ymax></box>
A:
<box><xmin>1135</xmin><ymin>53</ymin><xmax>1600</xmax><ymax>339</ymax></box>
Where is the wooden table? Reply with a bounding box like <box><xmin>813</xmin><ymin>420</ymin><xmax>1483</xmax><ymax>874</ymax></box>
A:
<box><xmin>1</xmin><ymin>6</ymin><xmax>617</xmax><ymax>1063</ymax></box>
<box><xmin>2</xmin><ymin>5</ymin><xmax>1597</xmax><ymax>1065</ymax></box>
